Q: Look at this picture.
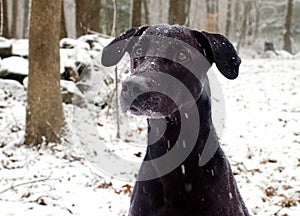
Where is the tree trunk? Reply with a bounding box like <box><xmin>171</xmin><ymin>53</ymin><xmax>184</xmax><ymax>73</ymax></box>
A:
<box><xmin>26</xmin><ymin>0</ymin><xmax>65</xmax><ymax>145</ymax></box>
<box><xmin>254</xmin><ymin>1</ymin><xmax>260</xmax><ymax>38</ymax></box>
<box><xmin>225</xmin><ymin>0</ymin><xmax>232</xmax><ymax>36</ymax></box>
<box><xmin>11</xmin><ymin>0</ymin><xmax>18</xmax><ymax>38</ymax></box>
<box><xmin>236</xmin><ymin>1</ymin><xmax>251</xmax><ymax>52</ymax></box>
<box><xmin>60</xmin><ymin>0</ymin><xmax>67</xmax><ymax>39</ymax></box>
<box><xmin>23</xmin><ymin>0</ymin><xmax>30</xmax><ymax>39</ymax></box>
<box><xmin>143</xmin><ymin>0</ymin><xmax>149</xmax><ymax>24</ymax></box>
<box><xmin>131</xmin><ymin>0</ymin><xmax>142</xmax><ymax>27</ymax></box>
<box><xmin>76</xmin><ymin>0</ymin><xmax>101</xmax><ymax>37</ymax></box>
<box><xmin>185</xmin><ymin>0</ymin><xmax>191</xmax><ymax>26</ymax></box>
<box><xmin>168</xmin><ymin>0</ymin><xmax>186</xmax><ymax>25</ymax></box>
<box><xmin>2</xmin><ymin>0</ymin><xmax>9</xmax><ymax>38</ymax></box>
<box><xmin>205</xmin><ymin>0</ymin><xmax>218</xmax><ymax>32</ymax></box>
<box><xmin>283</xmin><ymin>0</ymin><xmax>293</xmax><ymax>53</ymax></box>
<box><xmin>233</xmin><ymin>0</ymin><xmax>240</xmax><ymax>40</ymax></box>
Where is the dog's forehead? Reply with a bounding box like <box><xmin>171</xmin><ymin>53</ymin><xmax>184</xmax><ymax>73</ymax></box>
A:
<box><xmin>139</xmin><ymin>25</ymin><xmax>194</xmax><ymax>46</ymax></box>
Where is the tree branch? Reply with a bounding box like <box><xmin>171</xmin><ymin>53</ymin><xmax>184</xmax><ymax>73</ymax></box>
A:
<box><xmin>0</xmin><ymin>172</ymin><xmax>54</xmax><ymax>195</ymax></box>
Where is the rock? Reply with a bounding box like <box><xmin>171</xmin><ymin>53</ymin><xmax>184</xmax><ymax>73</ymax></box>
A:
<box><xmin>60</xmin><ymin>38</ymin><xmax>78</xmax><ymax>49</ymax></box>
<box><xmin>0</xmin><ymin>57</ymin><xmax>28</xmax><ymax>83</ymax></box>
<box><xmin>11</xmin><ymin>39</ymin><xmax>29</xmax><ymax>57</ymax></box>
<box><xmin>0</xmin><ymin>78</ymin><xmax>26</xmax><ymax>101</ymax></box>
<box><xmin>294</xmin><ymin>52</ymin><xmax>300</xmax><ymax>59</ymax></box>
<box><xmin>0</xmin><ymin>37</ymin><xmax>13</xmax><ymax>58</ymax></box>
<box><xmin>61</xmin><ymin>80</ymin><xmax>85</xmax><ymax>105</ymax></box>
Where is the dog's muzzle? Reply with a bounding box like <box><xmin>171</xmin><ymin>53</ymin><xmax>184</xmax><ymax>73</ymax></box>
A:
<box><xmin>120</xmin><ymin>74</ymin><xmax>179</xmax><ymax>118</ymax></box>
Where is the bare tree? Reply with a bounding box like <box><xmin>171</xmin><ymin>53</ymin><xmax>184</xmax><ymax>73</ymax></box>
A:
<box><xmin>131</xmin><ymin>0</ymin><xmax>142</xmax><ymax>27</ymax></box>
<box><xmin>168</xmin><ymin>0</ymin><xmax>187</xmax><ymax>25</ymax></box>
<box><xmin>205</xmin><ymin>0</ymin><xmax>218</xmax><ymax>32</ymax></box>
<box><xmin>0</xmin><ymin>0</ymin><xmax>9</xmax><ymax>38</ymax></box>
<box><xmin>76</xmin><ymin>0</ymin><xmax>101</xmax><ymax>37</ymax></box>
<box><xmin>283</xmin><ymin>0</ymin><xmax>293</xmax><ymax>53</ymax></box>
<box><xmin>253</xmin><ymin>1</ymin><xmax>260</xmax><ymax>39</ymax></box>
<box><xmin>236</xmin><ymin>1</ymin><xmax>251</xmax><ymax>52</ymax></box>
<box><xmin>225</xmin><ymin>0</ymin><xmax>232</xmax><ymax>36</ymax></box>
<box><xmin>26</xmin><ymin>0</ymin><xmax>65</xmax><ymax>145</ymax></box>
<box><xmin>143</xmin><ymin>0</ymin><xmax>149</xmax><ymax>24</ymax></box>
<box><xmin>23</xmin><ymin>0</ymin><xmax>30</xmax><ymax>39</ymax></box>
<box><xmin>60</xmin><ymin>0</ymin><xmax>67</xmax><ymax>39</ymax></box>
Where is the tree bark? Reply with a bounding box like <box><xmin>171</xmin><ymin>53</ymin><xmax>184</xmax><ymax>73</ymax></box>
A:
<box><xmin>168</xmin><ymin>0</ymin><xmax>186</xmax><ymax>25</ymax></box>
<box><xmin>60</xmin><ymin>0</ymin><xmax>67</xmax><ymax>39</ymax></box>
<box><xmin>225</xmin><ymin>0</ymin><xmax>232</xmax><ymax>36</ymax></box>
<box><xmin>236</xmin><ymin>1</ymin><xmax>251</xmax><ymax>52</ymax></box>
<box><xmin>26</xmin><ymin>0</ymin><xmax>65</xmax><ymax>145</ymax></box>
<box><xmin>205</xmin><ymin>0</ymin><xmax>218</xmax><ymax>32</ymax></box>
<box><xmin>23</xmin><ymin>0</ymin><xmax>30</xmax><ymax>39</ymax></box>
<box><xmin>254</xmin><ymin>1</ymin><xmax>260</xmax><ymax>38</ymax></box>
<box><xmin>131</xmin><ymin>0</ymin><xmax>142</xmax><ymax>27</ymax></box>
<box><xmin>76</xmin><ymin>0</ymin><xmax>101</xmax><ymax>37</ymax></box>
<box><xmin>143</xmin><ymin>0</ymin><xmax>149</xmax><ymax>24</ymax></box>
<box><xmin>283</xmin><ymin>0</ymin><xmax>293</xmax><ymax>53</ymax></box>
<box><xmin>1</xmin><ymin>0</ymin><xmax>8</xmax><ymax>37</ymax></box>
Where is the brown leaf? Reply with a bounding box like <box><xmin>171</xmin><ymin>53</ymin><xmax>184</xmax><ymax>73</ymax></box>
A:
<box><xmin>21</xmin><ymin>192</ymin><xmax>31</xmax><ymax>199</ymax></box>
<box><xmin>134</xmin><ymin>152</ymin><xmax>142</xmax><ymax>158</ymax></box>
<box><xmin>261</xmin><ymin>159</ymin><xmax>278</xmax><ymax>164</ymax></box>
<box><xmin>278</xmin><ymin>198</ymin><xmax>297</xmax><ymax>208</ymax></box>
<box><xmin>114</xmin><ymin>189</ymin><xmax>122</xmax><ymax>195</ymax></box>
<box><xmin>137</xmin><ymin>127</ymin><xmax>144</xmax><ymax>133</ymax></box>
<box><xmin>122</xmin><ymin>184</ymin><xmax>132</xmax><ymax>195</ymax></box>
<box><xmin>282</xmin><ymin>185</ymin><xmax>293</xmax><ymax>190</ymax></box>
<box><xmin>37</xmin><ymin>197</ymin><xmax>47</xmax><ymax>206</ymax></box>
<box><xmin>98</xmin><ymin>181</ymin><xmax>113</xmax><ymax>189</ymax></box>
<box><xmin>265</xmin><ymin>186</ymin><xmax>277</xmax><ymax>197</ymax></box>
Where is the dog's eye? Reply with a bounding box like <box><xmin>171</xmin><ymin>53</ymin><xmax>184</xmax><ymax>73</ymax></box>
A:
<box><xmin>134</xmin><ymin>47</ymin><xmax>143</xmax><ymax>56</ymax></box>
<box><xmin>176</xmin><ymin>50</ymin><xmax>189</xmax><ymax>62</ymax></box>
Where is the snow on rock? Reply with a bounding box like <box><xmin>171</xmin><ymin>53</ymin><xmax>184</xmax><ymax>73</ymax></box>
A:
<box><xmin>293</xmin><ymin>51</ymin><xmax>300</xmax><ymax>59</ymax></box>
<box><xmin>0</xmin><ymin>78</ymin><xmax>26</xmax><ymax>101</ymax></box>
<box><xmin>0</xmin><ymin>79</ymin><xmax>26</xmax><ymax>148</ymax></box>
<box><xmin>0</xmin><ymin>37</ymin><xmax>12</xmax><ymax>58</ymax></box>
<box><xmin>61</xmin><ymin>80</ymin><xmax>85</xmax><ymax>105</ymax></box>
<box><xmin>60</xmin><ymin>48</ymin><xmax>76</xmax><ymax>74</ymax></box>
<box><xmin>60</xmin><ymin>38</ymin><xmax>79</xmax><ymax>49</ymax></box>
<box><xmin>0</xmin><ymin>37</ymin><xmax>12</xmax><ymax>49</ymax></box>
<box><xmin>11</xmin><ymin>39</ymin><xmax>29</xmax><ymax>57</ymax></box>
<box><xmin>0</xmin><ymin>56</ymin><xmax>29</xmax><ymax>76</ymax></box>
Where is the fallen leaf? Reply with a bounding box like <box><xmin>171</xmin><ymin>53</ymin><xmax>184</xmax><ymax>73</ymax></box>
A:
<box><xmin>98</xmin><ymin>182</ymin><xmax>113</xmax><ymax>189</ymax></box>
<box><xmin>134</xmin><ymin>152</ymin><xmax>142</xmax><ymax>158</ymax></box>
<box><xmin>265</xmin><ymin>186</ymin><xmax>277</xmax><ymax>197</ymax></box>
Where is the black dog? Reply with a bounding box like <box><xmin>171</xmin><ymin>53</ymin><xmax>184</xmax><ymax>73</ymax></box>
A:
<box><xmin>102</xmin><ymin>25</ymin><xmax>249</xmax><ymax>216</ymax></box>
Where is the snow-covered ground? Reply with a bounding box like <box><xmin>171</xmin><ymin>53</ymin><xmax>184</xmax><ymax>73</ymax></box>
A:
<box><xmin>0</xmin><ymin>53</ymin><xmax>299</xmax><ymax>216</ymax></box>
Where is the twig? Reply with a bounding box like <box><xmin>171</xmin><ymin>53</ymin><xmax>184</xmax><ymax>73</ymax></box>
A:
<box><xmin>82</xmin><ymin>25</ymin><xmax>112</xmax><ymax>39</ymax></box>
<box><xmin>112</xmin><ymin>0</ymin><xmax>121</xmax><ymax>139</ymax></box>
<box><xmin>0</xmin><ymin>172</ymin><xmax>54</xmax><ymax>195</ymax></box>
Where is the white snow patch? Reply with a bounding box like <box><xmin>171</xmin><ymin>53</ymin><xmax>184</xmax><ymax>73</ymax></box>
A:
<box><xmin>0</xmin><ymin>56</ymin><xmax>28</xmax><ymax>76</ymax></box>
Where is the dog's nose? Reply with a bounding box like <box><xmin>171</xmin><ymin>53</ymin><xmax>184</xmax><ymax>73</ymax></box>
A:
<box><xmin>122</xmin><ymin>76</ymin><xmax>148</xmax><ymax>98</ymax></box>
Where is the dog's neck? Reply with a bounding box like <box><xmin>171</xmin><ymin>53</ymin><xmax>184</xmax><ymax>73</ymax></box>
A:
<box><xmin>145</xmin><ymin>89</ymin><xmax>214</xmax><ymax>162</ymax></box>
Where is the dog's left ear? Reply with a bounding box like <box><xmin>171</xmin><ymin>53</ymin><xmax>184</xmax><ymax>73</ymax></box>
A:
<box><xmin>192</xmin><ymin>31</ymin><xmax>241</xmax><ymax>80</ymax></box>
<box><xmin>101</xmin><ymin>26</ymin><xmax>149</xmax><ymax>67</ymax></box>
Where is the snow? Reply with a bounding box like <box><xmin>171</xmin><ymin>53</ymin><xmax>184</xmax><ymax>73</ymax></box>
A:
<box><xmin>0</xmin><ymin>47</ymin><xmax>300</xmax><ymax>216</ymax></box>
<box><xmin>0</xmin><ymin>37</ymin><xmax>12</xmax><ymax>49</ymax></box>
<box><xmin>0</xmin><ymin>57</ymin><xmax>29</xmax><ymax>76</ymax></box>
<box><xmin>11</xmin><ymin>39</ymin><xmax>29</xmax><ymax>57</ymax></box>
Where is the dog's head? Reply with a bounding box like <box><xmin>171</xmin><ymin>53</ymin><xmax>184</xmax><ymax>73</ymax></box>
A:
<box><xmin>101</xmin><ymin>25</ymin><xmax>241</xmax><ymax>118</ymax></box>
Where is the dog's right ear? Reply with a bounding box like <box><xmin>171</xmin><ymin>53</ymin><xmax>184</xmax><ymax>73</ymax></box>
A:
<box><xmin>192</xmin><ymin>30</ymin><xmax>241</xmax><ymax>80</ymax></box>
<box><xmin>101</xmin><ymin>26</ymin><xmax>149</xmax><ymax>67</ymax></box>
